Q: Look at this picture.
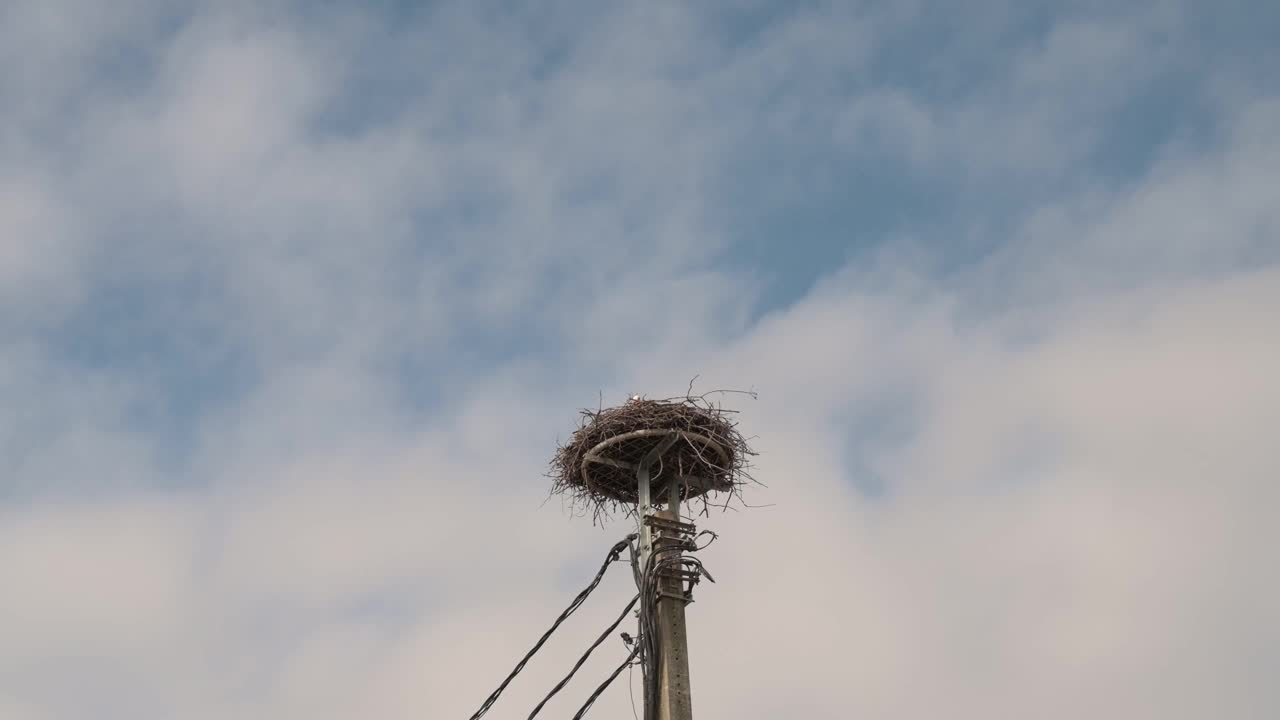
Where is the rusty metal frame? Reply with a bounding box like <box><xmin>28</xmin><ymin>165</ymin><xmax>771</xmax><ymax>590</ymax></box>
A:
<box><xmin>578</xmin><ymin>429</ymin><xmax>727</xmax><ymax>574</ymax></box>
<box><xmin>578</xmin><ymin>429</ymin><xmax>731</xmax><ymax>482</ymax></box>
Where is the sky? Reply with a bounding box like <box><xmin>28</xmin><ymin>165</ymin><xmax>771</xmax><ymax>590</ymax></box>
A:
<box><xmin>2</xmin><ymin>0</ymin><xmax>1278</xmax><ymax>718</ymax></box>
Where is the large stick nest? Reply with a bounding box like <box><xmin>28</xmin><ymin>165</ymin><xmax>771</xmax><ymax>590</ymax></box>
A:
<box><xmin>549</xmin><ymin>392</ymin><xmax>757</xmax><ymax>522</ymax></box>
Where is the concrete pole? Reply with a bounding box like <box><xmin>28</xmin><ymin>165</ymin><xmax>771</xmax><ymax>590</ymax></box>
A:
<box><xmin>656</xmin><ymin>481</ymin><xmax>694</xmax><ymax>720</ymax></box>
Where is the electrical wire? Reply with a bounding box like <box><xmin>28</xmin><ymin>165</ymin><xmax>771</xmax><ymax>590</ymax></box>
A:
<box><xmin>635</xmin><ymin>538</ymin><xmax>715</xmax><ymax>720</ymax></box>
<box><xmin>639</xmin><ymin>544</ymin><xmax>685</xmax><ymax>720</ymax></box>
<box><xmin>526</xmin><ymin>593</ymin><xmax>640</xmax><ymax>719</ymax></box>
<box><xmin>571</xmin><ymin>645</ymin><xmax>641</xmax><ymax>720</ymax></box>
<box><xmin>463</xmin><ymin>524</ymin><xmax>714</xmax><ymax>720</ymax></box>
<box><xmin>466</xmin><ymin>535</ymin><xmax>636</xmax><ymax>720</ymax></box>
<box><xmin>628</xmin><ymin>658</ymin><xmax>640</xmax><ymax>720</ymax></box>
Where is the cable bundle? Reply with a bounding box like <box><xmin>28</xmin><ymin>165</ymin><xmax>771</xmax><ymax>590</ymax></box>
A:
<box><xmin>463</xmin><ymin>528</ymin><xmax>716</xmax><ymax>720</ymax></box>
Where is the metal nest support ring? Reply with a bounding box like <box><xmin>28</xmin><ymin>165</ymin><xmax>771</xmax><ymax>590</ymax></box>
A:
<box><xmin>579</xmin><ymin>428</ymin><xmax>732</xmax><ymax>505</ymax></box>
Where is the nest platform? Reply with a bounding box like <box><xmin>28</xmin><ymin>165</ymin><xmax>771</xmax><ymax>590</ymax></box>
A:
<box><xmin>550</xmin><ymin>395</ymin><xmax>755</xmax><ymax>519</ymax></box>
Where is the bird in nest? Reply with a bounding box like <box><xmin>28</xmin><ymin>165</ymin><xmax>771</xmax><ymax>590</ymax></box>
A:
<box><xmin>628</xmin><ymin>394</ymin><xmax>642</xmax><ymax>402</ymax></box>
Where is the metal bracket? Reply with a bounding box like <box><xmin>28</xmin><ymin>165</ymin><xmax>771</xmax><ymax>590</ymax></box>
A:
<box><xmin>657</xmin><ymin>590</ymin><xmax>693</xmax><ymax>604</ymax></box>
<box><xmin>635</xmin><ymin>433</ymin><xmax>679</xmax><ymax>572</ymax></box>
<box><xmin>657</xmin><ymin>567</ymin><xmax>703</xmax><ymax>580</ymax></box>
<box><xmin>652</xmin><ymin>538</ymin><xmax>697</xmax><ymax>554</ymax></box>
<box><xmin>643</xmin><ymin>515</ymin><xmax>697</xmax><ymax>537</ymax></box>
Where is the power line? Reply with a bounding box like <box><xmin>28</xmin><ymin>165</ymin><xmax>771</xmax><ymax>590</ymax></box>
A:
<box><xmin>629</xmin><ymin>661</ymin><xmax>640</xmax><ymax>720</ymax></box>
<box><xmin>527</xmin><ymin>593</ymin><xmax>640</xmax><ymax>718</ymax></box>
<box><xmin>572</xmin><ymin>645</ymin><xmax>641</xmax><ymax>720</ymax></box>
<box><xmin>466</xmin><ymin>535</ymin><xmax>636</xmax><ymax>720</ymax></box>
<box><xmin>462</xmin><ymin>528</ymin><xmax>713</xmax><ymax>720</ymax></box>
<box><xmin>637</xmin><ymin>532</ymin><xmax>715</xmax><ymax>720</ymax></box>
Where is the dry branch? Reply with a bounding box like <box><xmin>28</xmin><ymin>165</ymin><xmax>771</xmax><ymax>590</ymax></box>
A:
<box><xmin>548</xmin><ymin>392</ymin><xmax>757</xmax><ymax>523</ymax></box>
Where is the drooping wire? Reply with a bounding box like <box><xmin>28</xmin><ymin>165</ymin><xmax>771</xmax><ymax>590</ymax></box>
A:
<box><xmin>571</xmin><ymin>645</ymin><xmax>641</xmax><ymax>720</ymax></box>
<box><xmin>549</xmin><ymin>520</ymin><xmax>717</xmax><ymax>720</ymax></box>
<box><xmin>636</xmin><ymin>535</ymin><xmax>716</xmax><ymax>720</ymax></box>
<box><xmin>628</xmin><ymin>658</ymin><xmax>640</xmax><ymax>720</ymax></box>
<box><xmin>466</xmin><ymin>535</ymin><xmax>637</xmax><ymax>720</ymax></box>
<box><xmin>638</xmin><ymin>545</ymin><xmax>684</xmax><ymax>720</ymax></box>
<box><xmin>526</xmin><ymin>593</ymin><xmax>641</xmax><ymax>719</ymax></box>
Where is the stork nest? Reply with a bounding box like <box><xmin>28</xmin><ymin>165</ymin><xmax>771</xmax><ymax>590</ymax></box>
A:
<box><xmin>549</xmin><ymin>392</ymin><xmax>757</xmax><ymax>522</ymax></box>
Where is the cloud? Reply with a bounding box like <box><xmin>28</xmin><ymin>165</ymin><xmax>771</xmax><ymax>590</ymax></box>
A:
<box><xmin>0</xmin><ymin>1</ymin><xmax>1277</xmax><ymax>719</ymax></box>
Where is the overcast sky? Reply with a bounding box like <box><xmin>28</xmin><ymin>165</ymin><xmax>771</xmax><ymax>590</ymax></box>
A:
<box><xmin>2</xmin><ymin>1</ymin><xmax>1278</xmax><ymax>718</ymax></box>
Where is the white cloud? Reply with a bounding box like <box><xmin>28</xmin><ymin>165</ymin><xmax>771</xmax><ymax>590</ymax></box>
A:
<box><xmin>0</xmin><ymin>1</ymin><xmax>1276</xmax><ymax>719</ymax></box>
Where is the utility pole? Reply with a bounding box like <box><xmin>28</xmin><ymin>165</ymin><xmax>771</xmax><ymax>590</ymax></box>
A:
<box><xmin>476</xmin><ymin>393</ymin><xmax>752</xmax><ymax>720</ymax></box>
<box><xmin>570</xmin><ymin>400</ymin><xmax>748</xmax><ymax>720</ymax></box>
<box><xmin>654</xmin><ymin>480</ymin><xmax>695</xmax><ymax>720</ymax></box>
<box><xmin>635</xmin><ymin>440</ymin><xmax>699</xmax><ymax>720</ymax></box>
